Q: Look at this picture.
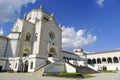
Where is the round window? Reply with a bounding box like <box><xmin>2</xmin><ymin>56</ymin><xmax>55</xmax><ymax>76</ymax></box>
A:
<box><xmin>49</xmin><ymin>31</ymin><xmax>55</xmax><ymax>40</ymax></box>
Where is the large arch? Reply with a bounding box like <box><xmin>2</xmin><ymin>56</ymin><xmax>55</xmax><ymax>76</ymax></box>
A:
<box><xmin>23</xmin><ymin>48</ymin><xmax>29</xmax><ymax>57</ymax></box>
<box><xmin>102</xmin><ymin>58</ymin><xmax>107</xmax><ymax>63</ymax></box>
<box><xmin>97</xmin><ymin>58</ymin><xmax>101</xmax><ymax>64</ymax></box>
<box><xmin>49</xmin><ymin>47</ymin><xmax>56</xmax><ymax>57</ymax></box>
<box><xmin>107</xmin><ymin>57</ymin><xmax>112</xmax><ymax>63</ymax></box>
<box><xmin>113</xmin><ymin>57</ymin><xmax>119</xmax><ymax>63</ymax></box>
<box><xmin>87</xmin><ymin>59</ymin><xmax>92</xmax><ymax>64</ymax></box>
<box><xmin>92</xmin><ymin>58</ymin><xmax>96</xmax><ymax>64</ymax></box>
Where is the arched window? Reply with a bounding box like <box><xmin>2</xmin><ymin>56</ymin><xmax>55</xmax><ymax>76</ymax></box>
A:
<box><xmin>102</xmin><ymin>58</ymin><xmax>106</xmax><ymax>62</ymax></box>
<box><xmin>30</xmin><ymin>62</ymin><xmax>33</xmax><ymax>69</ymax></box>
<box><xmin>113</xmin><ymin>57</ymin><xmax>119</xmax><ymax>63</ymax></box>
<box><xmin>107</xmin><ymin>57</ymin><xmax>112</xmax><ymax>63</ymax></box>
<box><xmin>88</xmin><ymin>59</ymin><xmax>92</xmax><ymax>64</ymax></box>
<box><xmin>97</xmin><ymin>58</ymin><xmax>101</xmax><ymax>64</ymax></box>
<box><xmin>25</xmin><ymin>33</ymin><xmax>31</xmax><ymax>41</ymax></box>
<box><xmin>92</xmin><ymin>59</ymin><xmax>96</xmax><ymax>64</ymax></box>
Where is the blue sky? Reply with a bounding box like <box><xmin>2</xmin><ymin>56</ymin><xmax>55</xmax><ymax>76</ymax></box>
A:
<box><xmin>0</xmin><ymin>0</ymin><xmax>120</xmax><ymax>52</ymax></box>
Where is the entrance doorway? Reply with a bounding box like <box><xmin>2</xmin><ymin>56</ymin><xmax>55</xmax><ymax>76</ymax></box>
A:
<box><xmin>0</xmin><ymin>66</ymin><xmax>2</xmax><ymax>72</ymax></box>
<box><xmin>23</xmin><ymin>53</ymin><xmax>27</xmax><ymax>57</ymax></box>
<box><xmin>103</xmin><ymin>66</ymin><xmax>107</xmax><ymax>70</ymax></box>
<box><xmin>24</xmin><ymin>60</ymin><xmax>28</xmax><ymax>72</ymax></box>
<box><xmin>48</xmin><ymin>54</ymin><xmax>53</xmax><ymax>57</ymax></box>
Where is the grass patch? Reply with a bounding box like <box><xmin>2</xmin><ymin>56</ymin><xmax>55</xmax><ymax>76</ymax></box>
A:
<box><xmin>100</xmin><ymin>70</ymin><xmax>116</xmax><ymax>73</ymax></box>
<box><xmin>45</xmin><ymin>72</ymin><xmax>93</xmax><ymax>79</ymax></box>
<box><xmin>58</xmin><ymin>72</ymin><xmax>83</xmax><ymax>78</ymax></box>
<box><xmin>82</xmin><ymin>74</ymin><xmax>94</xmax><ymax>78</ymax></box>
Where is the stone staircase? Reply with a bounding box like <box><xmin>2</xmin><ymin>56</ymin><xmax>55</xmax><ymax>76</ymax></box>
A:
<box><xmin>30</xmin><ymin>68</ymin><xmax>44</xmax><ymax>76</ymax></box>
<box><xmin>77</xmin><ymin>66</ymin><xmax>99</xmax><ymax>74</ymax></box>
<box><xmin>67</xmin><ymin>62</ymin><xmax>99</xmax><ymax>74</ymax></box>
<box><xmin>48</xmin><ymin>57</ymin><xmax>55</xmax><ymax>63</ymax></box>
<box><xmin>29</xmin><ymin>60</ymin><xmax>51</xmax><ymax>76</ymax></box>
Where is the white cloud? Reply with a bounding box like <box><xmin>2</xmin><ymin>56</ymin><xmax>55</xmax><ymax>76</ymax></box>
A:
<box><xmin>96</xmin><ymin>0</ymin><xmax>104</xmax><ymax>7</ymax></box>
<box><xmin>0</xmin><ymin>0</ymin><xmax>36</xmax><ymax>23</ymax></box>
<box><xmin>0</xmin><ymin>28</ymin><xmax>3</xmax><ymax>35</ymax></box>
<box><xmin>62</xmin><ymin>27</ymin><xmax>97</xmax><ymax>51</ymax></box>
<box><xmin>118</xmin><ymin>48</ymin><xmax>120</xmax><ymax>50</ymax></box>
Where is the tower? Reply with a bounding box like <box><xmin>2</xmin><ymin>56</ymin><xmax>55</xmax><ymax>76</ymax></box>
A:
<box><xmin>23</xmin><ymin>8</ymin><xmax>62</xmax><ymax>58</ymax></box>
<box><xmin>74</xmin><ymin>48</ymin><xmax>84</xmax><ymax>56</ymax></box>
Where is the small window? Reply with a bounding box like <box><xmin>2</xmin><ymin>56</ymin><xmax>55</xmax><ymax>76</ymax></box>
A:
<box><xmin>30</xmin><ymin>62</ymin><xmax>33</xmax><ymax>69</ymax></box>
<box><xmin>35</xmin><ymin>33</ymin><xmax>37</xmax><ymax>41</ymax></box>
<box><xmin>25</xmin><ymin>33</ymin><xmax>31</xmax><ymax>41</ymax></box>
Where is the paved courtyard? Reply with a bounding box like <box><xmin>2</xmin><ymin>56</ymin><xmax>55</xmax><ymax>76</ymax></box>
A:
<box><xmin>0</xmin><ymin>71</ymin><xmax>120</xmax><ymax>80</ymax></box>
<box><xmin>0</xmin><ymin>72</ymin><xmax>77</xmax><ymax>80</ymax></box>
<box><xmin>83</xmin><ymin>71</ymin><xmax>120</xmax><ymax>80</ymax></box>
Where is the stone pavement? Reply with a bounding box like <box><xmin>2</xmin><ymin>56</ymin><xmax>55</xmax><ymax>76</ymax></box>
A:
<box><xmin>83</xmin><ymin>71</ymin><xmax>120</xmax><ymax>80</ymax></box>
<box><xmin>0</xmin><ymin>73</ymin><xmax>77</xmax><ymax>80</ymax></box>
<box><xmin>0</xmin><ymin>71</ymin><xmax>120</xmax><ymax>80</ymax></box>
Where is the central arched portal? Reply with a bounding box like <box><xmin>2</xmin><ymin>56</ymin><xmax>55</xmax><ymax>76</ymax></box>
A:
<box><xmin>48</xmin><ymin>47</ymin><xmax>56</xmax><ymax>57</ymax></box>
<box><xmin>23</xmin><ymin>48</ymin><xmax>29</xmax><ymax>57</ymax></box>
